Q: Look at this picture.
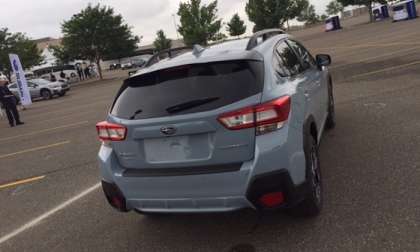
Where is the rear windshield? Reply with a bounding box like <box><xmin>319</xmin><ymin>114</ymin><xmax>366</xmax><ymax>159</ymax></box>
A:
<box><xmin>111</xmin><ymin>60</ymin><xmax>264</xmax><ymax>120</ymax></box>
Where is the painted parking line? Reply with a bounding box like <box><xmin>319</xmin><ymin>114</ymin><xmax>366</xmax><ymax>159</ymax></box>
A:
<box><xmin>0</xmin><ymin>176</ymin><xmax>45</xmax><ymax>190</ymax></box>
<box><xmin>0</xmin><ymin>121</ymin><xmax>88</xmax><ymax>142</ymax></box>
<box><xmin>0</xmin><ymin>140</ymin><xmax>70</xmax><ymax>159</ymax></box>
<box><xmin>332</xmin><ymin>46</ymin><xmax>420</xmax><ymax>69</ymax></box>
<box><xmin>351</xmin><ymin>60</ymin><xmax>420</xmax><ymax>80</ymax></box>
<box><xmin>316</xmin><ymin>41</ymin><xmax>420</xmax><ymax>51</ymax></box>
<box><xmin>28</xmin><ymin>111</ymin><xmax>97</xmax><ymax>126</ymax></box>
<box><xmin>0</xmin><ymin>182</ymin><xmax>101</xmax><ymax>245</ymax></box>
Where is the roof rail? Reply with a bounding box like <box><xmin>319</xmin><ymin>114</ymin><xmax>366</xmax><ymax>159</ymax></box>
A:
<box><xmin>246</xmin><ymin>29</ymin><xmax>285</xmax><ymax>50</ymax></box>
<box><xmin>192</xmin><ymin>44</ymin><xmax>206</xmax><ymax>56</ymax></box>
<box><xmin>144</xmin><ymin>46</ymin><xmax>191</xmax><ymax>67</ymax></box>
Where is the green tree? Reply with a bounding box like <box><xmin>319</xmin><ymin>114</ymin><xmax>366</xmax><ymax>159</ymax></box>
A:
<box><xmin>298</xmin><ymin>4</ymin><xmax>321</xmax><ymax>25</ymax></box>
<box><xmin>320</xmin><ymin>14</ymin><xmax>329</xmax><ymax>21</ymax></box>
<box><xmin>212</xmin><ymin>32</ymin><xmax>228</xmax><ymax>42</ymax></box>
<box><xmin>246</xmin><ymin>0</ymin><xmax>308</xmax><ymax>32</ymax></box>
<box><xmin>177</xmin><ymin>0</ymin><xmax>222</xmax><ymax>46</ymax></box>
<box><xmin>326</xmin><ymin>0</ymin><xmax>344</xmax><ymax>15</ymax></box>
<box><xmin>50</xmin><ymin>45</ymin><xmax>72</xmax><ymax>66</ymax></box>
<box><xmin>337</xmin><ymin>0</ymin><xmax>387</xmax><ymax>22</ymax></box>
<box><xmin>61</xmin><ymin>4</ymin><xmax>139</xmax><ymax>79</ymax></box>
<box><xmin>227</xmin><ymin>14</ymin><xmax>247</xmax><ymax>37</ymax></box>
<box><xmin>0</xmin><ymin>28</ymin><xmax>42</xmax><ymax>78</ymax></box>
<box><xmin>153</xmin><ymin>30</ymin><xmax>172</xmax><ymax>52</ymax></box>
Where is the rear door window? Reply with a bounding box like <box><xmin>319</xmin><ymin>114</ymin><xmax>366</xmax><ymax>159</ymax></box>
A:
<box><xmin>272</xmin><ymin>53</ymin><xmax>289</xmax><ymax>77</ymax></box>
<box><xmin>111</xmin><ymin>60</ymin><xmax>264</xmax><ymax>120</ymax></box>
<box><xmin>275</xmin><ymin>41</ymin><xmax>303</xmax><ymax>76</ymax></box>
<box><xmin>286</xmin><ymin>40</ymin><xmax>316</xmax><ymax>70</ymax></box>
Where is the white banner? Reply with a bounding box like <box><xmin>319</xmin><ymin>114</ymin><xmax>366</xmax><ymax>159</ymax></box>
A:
<box><xmin>9</xmin><ymin>54</ymin><xmax>32</xmax><ymax>106</ymax></box>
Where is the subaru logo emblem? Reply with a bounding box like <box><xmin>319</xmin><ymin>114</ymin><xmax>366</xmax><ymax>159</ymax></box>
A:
<box><xmin>161</xmin><ymin>126</ymin><xmax>176</xmax><ymax>136</ymax></box>
<box><xmin>13</xmin><ymin>60</ymin><xmax>19</xmax><ymax>71</ymax></box>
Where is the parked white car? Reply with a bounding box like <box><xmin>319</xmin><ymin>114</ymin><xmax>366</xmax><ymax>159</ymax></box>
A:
<box><xmin>33</xmin><ymin>65</ymin><xmax>80</xmax><ymax>83</ymax></box>
<box><xmin>8</xmin><ymin>78</ymin><xmax>70</xmax><ymax>100</ymax></box>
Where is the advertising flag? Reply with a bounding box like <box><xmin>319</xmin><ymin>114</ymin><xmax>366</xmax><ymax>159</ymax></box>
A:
<box><xmin>9</xmin><ymin>54</ymin><xmax>32</xmax><ymax>106</ymax></box>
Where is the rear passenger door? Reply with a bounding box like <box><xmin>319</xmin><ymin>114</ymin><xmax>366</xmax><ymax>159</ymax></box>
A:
<box><xmin>28</xmin><ymin>82</ymin><xmax>39</xmax><ymax>98</ymax></box>
<box><xmin>274</xmin><ymin>40</ymin><xmax>317</xmax><ymax>128</ymax></box>
<box><xmin>286</xmin><ymin>39</ymin><xmax>328</xmax><ymax>129</ymax></box>
<box><xmin>27</xmin><ymin>82</ymin><xmax>39</xmax><ymax>98</ymax></box>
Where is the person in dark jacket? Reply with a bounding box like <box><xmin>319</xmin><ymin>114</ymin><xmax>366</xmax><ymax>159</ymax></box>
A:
<box><xmin>77</xmin><ymin>66</ymin><xmax>84</xmax><ymax>80</ymax></box>
<box><xmin>50</xmin><ymin>73</ymin><xmax>57</xmax><ymax>82</ymax></box>
<box><xmin>0</xmin><ymin>76</ymin><xmax>24</xmax><ymax>127</ymax></box>
<box><xmin>84</xmin><ymin>67</ymin><xmax>90</xmax><ymax>79</ymax></box>
<box><xmin>60</xmin><ymin>70</ymin><xmax>66</xmax><ymax>79</ymax></box>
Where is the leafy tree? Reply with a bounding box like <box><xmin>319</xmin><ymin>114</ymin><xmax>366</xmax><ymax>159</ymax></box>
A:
<box><xmin>326</xmin><ymin>0</ymin><xmax>344</xmax><ymax>15</ymax></box>
<box><xmin>227</xmin><ymin>14</ymin><xmax>247</xmax><ymax>37</ymax></box>
<box><xmin>153</xmin><ymin>30</ymin><xmax>172</xmax><ymax>52</ymax></box>
<box><xmin>212</xmin><ymin>32</ymin><xmax>228</xmax><ymax>41</ymax></box>
<box><xmin>320</xmin><ymin>14</ymin><xmax>329</xmax><ymax>21</ymax></box>
<box><xmin>337</xmin><ymin>0</ymin><xmax>387</xmax><ymax>22</ymax></box>
<box><xmin>246</xmin><ymin>0</ymin><xmax>308</xmax><ymax>32</ymax></box>
<box><xmin>177</xmin><ymin>0</ymin><xmax>222</xmax><ymax>46</ymax></box>
<box><xmin>298</xmin><ymin>4</ymin><xmax>321</xmax><ymax>25</ymax></box>
<box><xmin>0</xmin><ymin>28</ymin><xmax>42</xmax><ymax>78</ymax></box>
<box><xmin>50</xmin><ymin>45</ymin><xmax>72</xmax><ymax>66</ymax></box>
<box><xmin>61</xmin><ymin>4</ymin><xmax>139</xmax><ymax>79</ymax></box>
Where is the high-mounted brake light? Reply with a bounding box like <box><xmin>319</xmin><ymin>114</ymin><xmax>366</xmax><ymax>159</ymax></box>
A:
<box><xmin>218</xmin><ymin>96</ymin><xmax>291</xmax><ymax>135</ymax></box>
<box><xmin>96</xmin><ymin>121</ymin><xmax>127</xmax><ymax>141</ymax></box>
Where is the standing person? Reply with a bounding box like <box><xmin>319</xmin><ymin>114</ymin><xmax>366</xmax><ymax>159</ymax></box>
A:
<box><xmin>60</xmin><ymin>70</ymin><xmax>66</xmax><ymax>79</ymax></box>
<box><xmin>77</xmin><ymin>65</ymin><xmax>84</xmax><ymax>81</ymax></box>
<box><xmin>84</xmin><ymin>67</ymin><xmax>90</xmax><ymax>79</ymax></box>
<box><xmin>0</xmin><ymin>76</ymin><xmax>24</xmax><ymax>127</ymax></box>
<box><xmin>50</xmin><ymin>73</ymin><xmax>57</xmax><ymax>82</ymax></box>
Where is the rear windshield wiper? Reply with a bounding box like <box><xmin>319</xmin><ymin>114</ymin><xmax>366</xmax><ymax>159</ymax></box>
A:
<box><xmin>166</xmin><ymin>97</ymin><xmax>220</xmax><ymax>114</ymax></box>
<box><xmin>129</xmin><ymin>109</ymin><xmax>143</xmax><ymax>120</ymax></box>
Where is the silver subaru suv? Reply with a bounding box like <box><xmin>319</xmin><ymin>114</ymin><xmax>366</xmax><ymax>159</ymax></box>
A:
<box><xmin>97</xmin><ymin>29</ymin><xmax>335</xmax><ymax>217</ymax></box>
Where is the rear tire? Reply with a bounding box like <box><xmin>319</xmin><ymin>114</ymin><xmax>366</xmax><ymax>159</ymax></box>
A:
<box><xmin>41</xmin><ymin>89</ymin><xmax>52</xmax><ymax>100</ymax></box>
<box><xmin>58</xmin><ymin>91</ymin><xmax>66</xmax><ymax>97</ymax></box>
<box><xmin>325</xmin><ymin>80</ymin><xmax>336</xmax><ymax>129</ymax></box>
<box><xmin>289</xmin><ymin>135</ymin><xmax>322</xmax><ymax>217</ymax></box>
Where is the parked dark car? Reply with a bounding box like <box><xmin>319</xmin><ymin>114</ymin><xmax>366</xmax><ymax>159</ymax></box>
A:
<box><xmin>109</xmin><ymin>63</ymin><xmax>121</xmax><ymax>70</ymax></box>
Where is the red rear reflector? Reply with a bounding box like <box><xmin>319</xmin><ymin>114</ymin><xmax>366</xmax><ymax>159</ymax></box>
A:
<box><xmin>96</xmin><ymin>121</ymin><xmax>127</xmax><ymax>141</ymax></box>
<box><xmin>218</xmin><ymin>96</ymin><xmax>291</xmax><ymax>134</ymax></box>
<box><xmin>111</xmin><ymin>196</ymin><xmax>124</xmax><ymax>210</ymax></box>
<box><xmin>259</xmin><ymin>192</ymin><xmax>285</xmax><ymax>208</ymax></box>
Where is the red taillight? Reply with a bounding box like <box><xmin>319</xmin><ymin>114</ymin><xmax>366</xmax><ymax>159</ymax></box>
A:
<box><xmin>259</xmin><ymin>191</ymin><xmax>285</xmax><ymax>208</ymax></box>
<box><xmin>218</xmin><ymin>96</ymin><xmax>291</xmax><ymax>135</ymax></box>
<box><xmin>96</xmin><ymin>121</ymin><xmax>127</xmax><ymax>141</ymax></box>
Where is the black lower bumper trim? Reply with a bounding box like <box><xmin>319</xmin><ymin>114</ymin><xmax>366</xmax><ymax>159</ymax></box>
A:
<box><xmin>246</xmin><ymin>170</ymin><xmax>308</xmax><ymax>210</ymax></box>
<box><xmin>101</xmin><ymin>180</ymin><xmax>129</xmax><ymax>212</ymax></box>
<box><xmin>123</xmin><ymin>163</ymin><xmax>242</xmax><ymax>177</ymax></box>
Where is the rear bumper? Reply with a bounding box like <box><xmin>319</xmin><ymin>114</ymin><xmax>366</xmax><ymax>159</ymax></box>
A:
<box><xmin>98</xmin><ymin>124</ymin><xmax>307</xmax><ymax>213</ymax></box>
<box><xmin>100</xmin><ymin>170</ymin><xmax>307</xmax><ymax>213</ymax></box>
<box><xmin>51</xmin><ymin>87</ymin><xmax>69</xmax><ymax>94</ymax></box>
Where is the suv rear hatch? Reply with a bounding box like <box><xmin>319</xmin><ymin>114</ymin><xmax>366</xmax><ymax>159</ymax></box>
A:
<box><xmin>109</xmin><ymin>60</ymin><xmax>264</xmax><ymax>171</ymax></box>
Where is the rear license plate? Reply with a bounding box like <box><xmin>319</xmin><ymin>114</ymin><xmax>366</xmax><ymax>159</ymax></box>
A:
<box><xmin>143</xmin><ymin>135</ymin><xmax>211</xmax><ymax>163</ymax></box>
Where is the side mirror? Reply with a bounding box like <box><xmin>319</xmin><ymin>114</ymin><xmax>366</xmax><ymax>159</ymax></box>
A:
<box><xmin>316</xmin><ymin>54</ymin><xmax>331</xmax><ymax>68</ymax></box>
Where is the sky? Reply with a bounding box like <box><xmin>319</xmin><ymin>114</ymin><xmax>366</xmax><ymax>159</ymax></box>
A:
<box><xmin>0</xmin><ymin>0</ymin><xmax>330</xmax><ymax>45</ymax></box>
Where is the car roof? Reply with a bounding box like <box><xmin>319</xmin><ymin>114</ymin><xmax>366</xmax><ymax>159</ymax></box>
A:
<box><xmin>132</xmin><ymin>32</ymin><xmax>289</xmax><ymax>77</ymax></box>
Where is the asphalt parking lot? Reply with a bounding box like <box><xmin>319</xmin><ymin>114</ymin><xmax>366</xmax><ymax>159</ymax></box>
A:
<box><xmin>1</xmin><ymin>16</ymin><xmax>420</xmax><ymax>251</ymax></box>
